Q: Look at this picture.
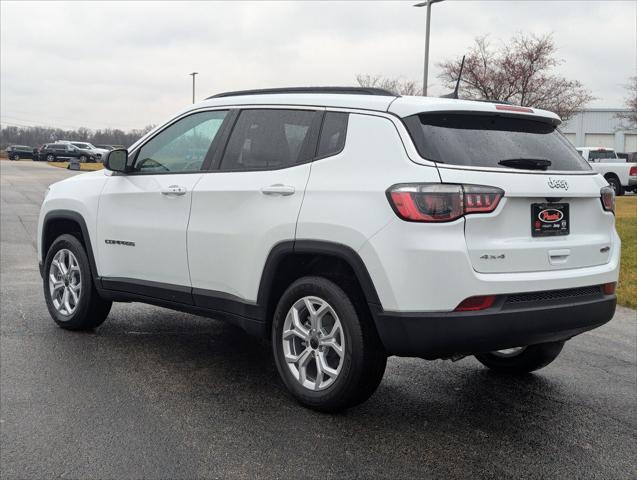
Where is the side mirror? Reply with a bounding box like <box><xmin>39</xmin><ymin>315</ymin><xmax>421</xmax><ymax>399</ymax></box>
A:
<box><xmin>104</xmin><ymin>148</ymin><xmax>128</xmax><ymax>173</ymax></box>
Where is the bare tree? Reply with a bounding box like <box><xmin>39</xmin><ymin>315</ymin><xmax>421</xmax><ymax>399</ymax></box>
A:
<box><xmin>356</xmin><ymin>74</ymin><xmax>421</xmax><ymax>96</ymax></box>
<box><xmin>616</xmin><ymin>76</ymin><xmax>637</xmax><ymax>130</ymax></box>
<box><xmin>437</xmin><ymin>33</ymin><xmax>594</xmax><ymax>120</ymax></box>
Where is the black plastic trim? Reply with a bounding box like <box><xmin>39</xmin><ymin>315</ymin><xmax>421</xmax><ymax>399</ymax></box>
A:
<box><xmin>374</xmin><ymin>294</ymin><xmax>616</xmax><ymax>359</ymax></box>
<box><xmin>101</xmin><ymin>277</ymin><xmax>193</xmax><ymax>304</ymax></box>
<box><xmin>41</xmin><ymin>210</ymin><xmax>99</xmax><ymax>283</ymax></box>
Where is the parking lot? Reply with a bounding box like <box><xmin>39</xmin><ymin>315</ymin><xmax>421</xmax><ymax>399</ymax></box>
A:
<box><xmin>1</xmin><ymin>159</ymin><xmax>636</xmax><ymax>479</ymax></box>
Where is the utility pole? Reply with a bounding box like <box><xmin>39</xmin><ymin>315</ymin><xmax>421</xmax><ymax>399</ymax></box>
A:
<box><xmin>413</xmin><ymin>0</ymin><xmax>444</xmax><ymax>96</ymax></box>
<box><xmin>189</xmin><ymin>72</ymin><xmax>198</xmax><ymax>104</ymax></box>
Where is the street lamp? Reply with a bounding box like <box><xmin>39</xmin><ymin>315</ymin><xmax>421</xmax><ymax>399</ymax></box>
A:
<box><xmin>413</xmin><ymin>0</ymin><xmax>444</xmax><ymax>96</ymax></box>
<box><xmin>188</xmin><ymin>72</ymin><xmax>198</xmax><ymax>104</ymax></box>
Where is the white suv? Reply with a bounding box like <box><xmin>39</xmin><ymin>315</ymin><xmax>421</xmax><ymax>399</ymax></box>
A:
<box><xmin>38</xmin><ymin>87</ymin><xmax>620</xmax><ymax>412</ymax></box>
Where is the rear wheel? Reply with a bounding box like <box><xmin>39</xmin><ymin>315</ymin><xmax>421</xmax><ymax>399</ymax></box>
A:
<box><xmin>272</xmin><ymin>276</ymin><xmax>386</xmax><ymax>412</ymax></box>
<box><xmin>474</xmin><ymin>341</ymin><xmax>564</xmax><ymax>373</ymax></box>
<box><xmin>606</xmin><ymin>175</ymin><xmax>623</xmax><ymax>196</ymax></box>
<box><xmin>43</xmin><ymin>234</ymin><xmax>111</xmax><ymax>330</ymax></box>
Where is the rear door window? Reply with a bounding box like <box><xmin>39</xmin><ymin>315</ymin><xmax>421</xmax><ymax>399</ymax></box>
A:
<box><xmin>220</xmin><ymin>109</ymin><xmax>318</xmax><ymax>171</ymax></box>
<box><xmin>317</xmin><ymin>112</ymin><xmax>348</xmax><ymax>158</ymax></box>
<box><xmin>403</xmin><ymin>113</ymin><xmax>590</xmax><ymax>172</ymax></box>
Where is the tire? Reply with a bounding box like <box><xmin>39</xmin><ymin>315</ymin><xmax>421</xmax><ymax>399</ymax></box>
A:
<box><xmin>79</xmin><ymin>155</ymin><xmax>87</xmax><ymax>163</ymax></box>
<box><xmin>272</xmin><ymin>276</ymin><xmax>387</xmax><ymax>412</ymax></box>
<box><xmin>43</xmin><ymin>234</ymin><xmax>112</xmax><ymax>331</ymax></box>
<box><xmin>13</xmin><ymin>154</ymin><xmax>20</xmax><ymax>161</ymax></box>
<box><xmin>474</xmin><ymin>341</ymin><xmax>565</xmax><ymax>374</ymax></box>
<box><xmin>46</xmin><ymin>154</ymin><xmax>55</xmax><ymax>162</ymax></box>
<box><xmin>606</xmin><ymin>176</ymin><xmax>623</xmax><ymax>196</ymax></box>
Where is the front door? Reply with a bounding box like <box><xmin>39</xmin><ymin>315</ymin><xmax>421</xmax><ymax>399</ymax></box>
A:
<box><xmin>97</xmin><ymin>109</ymin><xmax>230</xmax><ymax>300</ymax></box>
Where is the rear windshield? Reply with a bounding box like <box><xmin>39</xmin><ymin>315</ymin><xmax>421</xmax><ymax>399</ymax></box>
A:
<box><xmin>404</xmin><ymin>113</ymin><xmax>590</xmax><ymax>172</ymax></box>
<box><xmin>587</xmin><ymin>150</ymin><xmax>617</xmax><ymax>160</ymax></box>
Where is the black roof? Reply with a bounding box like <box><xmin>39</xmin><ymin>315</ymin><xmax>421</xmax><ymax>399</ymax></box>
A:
<box><xmin>207</xmin><ymin>86</ymin><xmax>397</xmax><ymax>99</ymax></box>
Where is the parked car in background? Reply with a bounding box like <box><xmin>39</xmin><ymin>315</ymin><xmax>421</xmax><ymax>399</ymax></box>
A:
<box><xmin>93</xmin><ymin>144</ymin><xmax>115</xmax><ymax>151</ymax></box>
<box><xmin>5</xmin><ymin>145</ymin><xmax>36</xmax><ymax>160</ymax></box>
<box><xmin>37</xmin><ymin>143</ymin><xmax>97</xmax><ymax>163</ymax></box>
<box><xmin>576</xmin><ymin>147</ymin><xmax>637</xmax><ymax>195</ymax></box>
<box><xmin>56</xmin><ymin>141</ymin><xmax>109</xmax><ymax>161</ymax></box>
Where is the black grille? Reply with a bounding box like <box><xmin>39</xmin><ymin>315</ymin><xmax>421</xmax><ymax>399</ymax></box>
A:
<box><xmin>505</xmin><ymin>286</ymin><xmax>602</xmax><ymax>305</ymax></box>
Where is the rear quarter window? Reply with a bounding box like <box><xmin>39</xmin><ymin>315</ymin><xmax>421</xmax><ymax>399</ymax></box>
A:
<box><xmin>404</xmin><ymin>113</ymin><xmax>591</xmax><ymax>172</ymax></box>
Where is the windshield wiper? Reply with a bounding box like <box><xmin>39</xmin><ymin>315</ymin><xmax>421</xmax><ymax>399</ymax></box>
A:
<box><xmin>498</xmin><ymin>158</ymin><xmax>552</xmax><ymax>170</ymax></box>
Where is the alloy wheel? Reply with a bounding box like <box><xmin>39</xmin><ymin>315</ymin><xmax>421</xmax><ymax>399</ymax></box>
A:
<box><xmin>491</xmin><ymin>346</ymin><xmax>526</xmax><ymax>358</ymax></box>
<box><xmin>49</xmin><ymin>249</ymin><xmax>82</xmax><ymax>316</ymax></box>
<box><xmin>282</xmin><ymin>296</ymin><xmax>345</xmax><ymax>391</ymax></box>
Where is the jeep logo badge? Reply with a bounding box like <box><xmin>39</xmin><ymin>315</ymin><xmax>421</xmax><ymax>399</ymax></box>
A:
<box><xmin>548</xmin><ymin>178</ymin><xmax>568</xmax><ymax>190</ymax></box>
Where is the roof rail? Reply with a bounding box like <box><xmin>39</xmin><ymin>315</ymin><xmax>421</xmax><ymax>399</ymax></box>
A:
<box><xmin>207</xmin><ymin>86</ymin><xmax>398</xmax><ymax>99</ymax></box>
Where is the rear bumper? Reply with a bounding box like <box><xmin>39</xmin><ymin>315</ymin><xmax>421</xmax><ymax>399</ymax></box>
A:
<box><xmin>373</xmin><ymin>289</ymin><xmax>616</xmax><ymax>359</ymax></box>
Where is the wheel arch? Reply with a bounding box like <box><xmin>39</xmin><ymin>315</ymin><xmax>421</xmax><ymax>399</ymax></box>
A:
<box><xmin>257</xmin><ymin>240</ymin><xmax>382</xmax><ymax>333</ymax></box>
<box><xmin>41</xmin><ymin>210</ymin><xmax>99</xmax><ymax>282</ymax></box>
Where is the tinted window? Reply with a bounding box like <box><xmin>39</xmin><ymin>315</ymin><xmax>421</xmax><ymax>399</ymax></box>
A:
<box><xmin>317</xmin><ymin>112</ymin><xmax>348</xmax><ymax>157</ymax></box>
<box><xmin>404</xmin><ymin>113</ymin><xmax>590</xmax><ymax>172</ymax></box>
<box><xmin>134</xmin><ymin>110</ymin><xmax>227</xmax><ymax>173</ymax></box>
<box><xmin>221</xmin><ymin>109</ymin><xmax>316</xmax><ymax>170</ymax></box>
<box><xmin>588</xmin><ymin>150</ymin><xmax>617</xmax><ymax>160</ymax></box>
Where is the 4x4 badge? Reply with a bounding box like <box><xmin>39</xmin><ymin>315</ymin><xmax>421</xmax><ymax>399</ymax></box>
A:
<box><xmin>548</xmin><ymin>178</ymin><xmax>569</xmax><ymax>190</ymax></box>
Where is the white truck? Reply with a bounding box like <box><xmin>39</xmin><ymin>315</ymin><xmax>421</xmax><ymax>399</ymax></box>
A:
<box><xmin>576</xmin><ymin>147</ymin><xmax>637</xmax><ymax>195</ymax></box>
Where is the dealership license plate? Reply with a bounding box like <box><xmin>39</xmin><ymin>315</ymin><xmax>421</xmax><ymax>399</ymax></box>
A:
<box><xmin>531</xmin><ymin>203</ymin><xmax>569</xmax><ymax>237</ymax></box>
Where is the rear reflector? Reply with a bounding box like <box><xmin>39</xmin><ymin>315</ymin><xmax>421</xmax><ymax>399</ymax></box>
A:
<box><xmin>495</xmin><ymin>104</ymin><xmax>534</xmax><ymax>113</ymax></box>
<box><xmin>455</xmin><ymin>295</ymin><xmax>497</xmax><ymax>311</ymax></box>
<box><xmin>602</xmin><ymin>282</ymin><xmax>616</xmax><ymax>295</ymax></box>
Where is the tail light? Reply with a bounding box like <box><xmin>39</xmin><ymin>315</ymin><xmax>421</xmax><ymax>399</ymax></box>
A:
<box><xmin>629</xmin><ymin>166</ymin><xmax>637</xmax><ymax>176</ymax></box>
<box><xmin>387</xmin><ymin>184</ymin><xmax>504</xmax><ymax>222</ymax></box>
<box><xmin>600</xmin><ymin>186</ymin><xmax>615</xmax><ymax>213</ymax></box>
<box><xmin>455</xmin><ymin>295</ymin><xmax>497</xmax><ymax>311</ymax></box>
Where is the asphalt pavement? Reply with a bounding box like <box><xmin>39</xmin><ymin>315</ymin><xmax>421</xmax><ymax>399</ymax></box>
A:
<box><xmin>1</xmin><ymin>159</ymin><xmax>636</xmax><ymax>479</ymax></box>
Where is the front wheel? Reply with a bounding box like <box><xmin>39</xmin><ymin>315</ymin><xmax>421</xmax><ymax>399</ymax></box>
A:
<box><xmin>474</xmin><ymin>341</ymin><xmax>565</xmax><ymax>374</ymax></box>
<box><xmin>272</xmin><ymin>276</ymin><xmax>387</xmax><ymax>412</ymax></box>
<box><xmin>43</xmin><ymin>234</ymin><xmax>112</xmax><ymax>330</ymax></box>
<box><xmin>46</xmin><ymin>154</ymin><xmax>55</xmax><ymax>162</ymax></box>
<box><xmin>79</xmin><ymin>155</ymin><xmax>87</xmax><ymax>163</ymax></box>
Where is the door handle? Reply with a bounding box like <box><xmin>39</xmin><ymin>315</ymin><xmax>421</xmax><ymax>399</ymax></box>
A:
<box><xmin>261</xmin><ymin>184</ymin><xmax>295</xmax><ymax>196</ymax></box>
<box><xmin>161</xmin><ymin>185</ymin><xmax>187</xmax><ymax>196</ymax></box>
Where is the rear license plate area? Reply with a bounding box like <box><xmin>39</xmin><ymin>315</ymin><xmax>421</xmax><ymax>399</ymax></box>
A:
<box><xmin>531</xmin><ymin>203</ymin><xmax>569</xmax><ymax>237</ymax></box>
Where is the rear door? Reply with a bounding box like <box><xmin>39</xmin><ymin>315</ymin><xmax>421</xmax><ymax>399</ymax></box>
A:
<box><xmin>403</xmin><ymin>112</ymin><xmax>615</xmax><ymax>274</ymax></box>
<box><xmin>188</xmin><ymin>107</ymin><xmax>322</xmax><ymax>304</ymax></box>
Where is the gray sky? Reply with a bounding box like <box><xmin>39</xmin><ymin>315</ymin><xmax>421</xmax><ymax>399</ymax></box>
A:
<box><xmin>1</xmin><ymin>0</ymin><xmax>635</xmax><ymax>131</ymax></box>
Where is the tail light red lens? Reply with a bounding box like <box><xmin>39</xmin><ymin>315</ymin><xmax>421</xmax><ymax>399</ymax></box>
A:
<box><xmin>387</xmin><ymin>184</ymin><xmax>503</xmax><ymax>222</ymax></box>
<box><xmin>602</xmin><ymin>282</ymin><xmax>616</xmax><ymax>295</ymax></box>
<box><xmin>455</xmin><ymin>295</ymin><xmax>497</xmax><ymax>311</ymax></box>
<box><xmin>600</xmin><ymin>186</ymin><xmax>615</xmax><ymax>213</ymax></box>
<box><xmin>629</xmin><ymin>166</ymin><xmax>637</xmax><ymax>176</ymax></box>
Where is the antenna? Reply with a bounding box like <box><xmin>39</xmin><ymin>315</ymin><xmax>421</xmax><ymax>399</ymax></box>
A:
<box><xmin>441</xmin><ymin>55</ymin><xmax>465</xmax><ymax>99</ymax></box>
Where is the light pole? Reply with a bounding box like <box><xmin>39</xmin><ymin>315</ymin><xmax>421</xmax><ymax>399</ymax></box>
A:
<box><xmin>189</xmin><ymin>72</ymin><xmax>198</xmax><ymax>104</ymax></box>
<box><xmin>413</xmin><ymin>0</ymin><xmax>444</xmax><ymax>96</ymax></box>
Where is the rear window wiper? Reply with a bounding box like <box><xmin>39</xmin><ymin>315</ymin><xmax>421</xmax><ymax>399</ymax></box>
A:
<box><xmin>498</xmin><ymin>158</ymin><xmax>552</xmax><ymax>170</ymax></box>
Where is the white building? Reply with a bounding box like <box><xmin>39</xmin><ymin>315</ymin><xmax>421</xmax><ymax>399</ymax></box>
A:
<box><xmin>560</xmin><ymin>109</ymin><xmax>636</xmax><ymax>153</ymax></box>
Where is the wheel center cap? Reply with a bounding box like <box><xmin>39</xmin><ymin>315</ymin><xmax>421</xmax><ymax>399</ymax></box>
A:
<box><xmin>309</xmin><ymin>336</ymin><xmax>319</xmax><ymax>350</ymax></box>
